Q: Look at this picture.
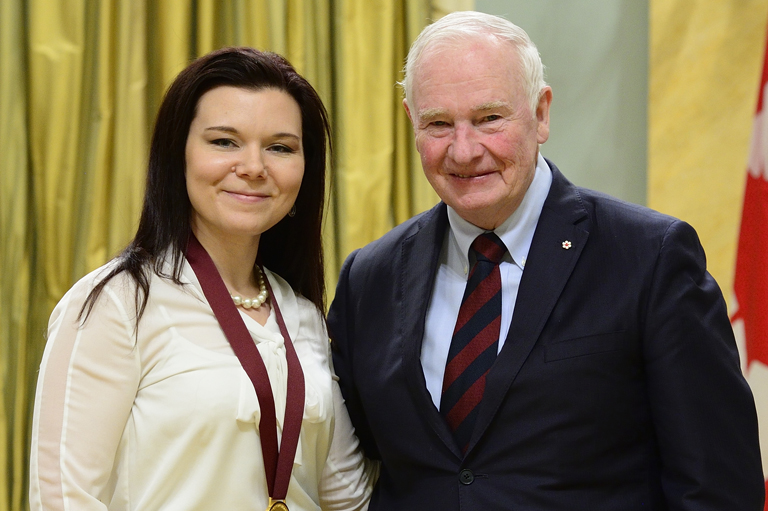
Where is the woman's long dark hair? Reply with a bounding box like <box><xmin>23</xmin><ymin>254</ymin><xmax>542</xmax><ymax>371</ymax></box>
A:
<box><xmin>81</xmin><ymin>47</ymin><xmax>330</xmax><ymax>324</ymax></box>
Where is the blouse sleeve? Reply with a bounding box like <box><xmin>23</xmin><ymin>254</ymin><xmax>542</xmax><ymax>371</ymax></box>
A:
<box><xmin>318</xmin><ymin>336</ymin><xmax>380</xmax><ymax>510</ymax></box>
<box><xmin>29</xmin><ymin>275</ymin><xmax>141</xmax><ymax>510</ymax></box>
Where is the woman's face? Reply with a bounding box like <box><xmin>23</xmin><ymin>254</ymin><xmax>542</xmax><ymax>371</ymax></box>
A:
<box><xmin>185</xmin><ymin>85</ymin><xmax>304</xmax><ymax>245</ymax></box>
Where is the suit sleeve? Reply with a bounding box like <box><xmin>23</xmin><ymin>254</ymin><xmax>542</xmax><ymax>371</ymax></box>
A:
<box><xmin>328</xmin><ymin>249</ymin><xmax>381</xmax><ymax>461</ymax></box>
<box><xmin>305</xmin><ymin>295</ymin><xmax>379</xmax><ymax>511</ymax></box>
<box><xmin>643</xmin><ymin>220</ymin><xmax>764</xmax><ymax>509</ymax></box>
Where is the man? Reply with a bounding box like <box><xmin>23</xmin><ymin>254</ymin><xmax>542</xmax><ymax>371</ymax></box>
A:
<box><xmin>328</xmin><ymin>11</ymin><xmax>764</xmax><ymax>510</ymax></box>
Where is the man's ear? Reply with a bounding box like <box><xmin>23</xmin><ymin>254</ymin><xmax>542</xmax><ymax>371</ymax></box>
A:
<box><xmin>404</xmin><ymin>98</ymin><xmax>414</xmax><ymax>124</ymax></box>
<box><xmin>536</xmin><ymin>86</ymin><xmax>553</xmax><ymax>144</ymax></box>
<box><xmin>403</xmin><ymin>99</ymin><xmax>422</xmax><ymax>154</ymax></box>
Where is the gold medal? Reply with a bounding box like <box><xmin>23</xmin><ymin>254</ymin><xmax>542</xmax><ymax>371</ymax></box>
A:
<box><xmin>268</xmin><ymin>498</ymin><xmax>289</xmax><ymax>511</ymax></box>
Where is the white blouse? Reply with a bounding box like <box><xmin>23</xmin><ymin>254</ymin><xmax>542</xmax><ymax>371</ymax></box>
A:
<box><xmin>29</xmin><ymin>257</ymin><xmax>377</xmax><ymax>510</ymax></box>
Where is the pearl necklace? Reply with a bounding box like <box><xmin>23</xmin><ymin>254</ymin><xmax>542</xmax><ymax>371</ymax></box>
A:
<box><xmin>230</xmin><ymin>266</ymin><xmax>269</xmax><ymax>309</ymax></box>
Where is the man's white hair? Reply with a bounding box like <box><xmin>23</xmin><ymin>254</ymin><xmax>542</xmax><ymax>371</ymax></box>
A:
<box><xmin>400</xmin><ymin>11</ymin><xmax>547</xmax><ymax>115</ymax></box>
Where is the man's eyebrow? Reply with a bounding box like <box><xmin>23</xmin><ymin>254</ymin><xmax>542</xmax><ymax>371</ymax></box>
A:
<box><xmin>417</xmin><ymin>108</ymin><xmax>448</xmax><ymax>123</ymax></box>
<box><xmin>417</xmin><ymin>101</ymin><xmax>512</xmax><ymax>122</ymax></box>
<box><xmin>473</xmin><ymin>101</ymin><xmax>511</xmax><ymax>112</ymax></box>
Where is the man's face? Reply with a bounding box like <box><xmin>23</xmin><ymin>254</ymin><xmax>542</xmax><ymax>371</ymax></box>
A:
<box><xmin>405</xmin><ymin>36</ymin><xmax>552</xmax><ymax>230</ymax></box>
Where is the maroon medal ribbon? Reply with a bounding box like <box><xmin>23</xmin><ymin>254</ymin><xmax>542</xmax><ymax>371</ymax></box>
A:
<box><xmin>186</xmin><ymin>234</ymin><xmax>304</xmax><ymax>508</ymax></box>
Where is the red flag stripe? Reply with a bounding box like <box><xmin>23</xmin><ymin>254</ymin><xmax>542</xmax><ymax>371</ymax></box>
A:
<box><xmin>731</xmin><ymin>12</ymin><xmax>768</xmax><ymax>507</ymax></box>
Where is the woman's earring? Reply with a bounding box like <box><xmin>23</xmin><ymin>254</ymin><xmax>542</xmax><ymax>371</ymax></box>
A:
<box><xmin>288</xmin><ymin>204</ymin><xmax>296</xmax><ymax>217</ymax></box>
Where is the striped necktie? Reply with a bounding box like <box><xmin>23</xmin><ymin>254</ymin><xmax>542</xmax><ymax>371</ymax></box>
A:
<box><xmin>440</xmin><ymin>231</ymin><xmax>506</xmax><ymax>453</ymax></box>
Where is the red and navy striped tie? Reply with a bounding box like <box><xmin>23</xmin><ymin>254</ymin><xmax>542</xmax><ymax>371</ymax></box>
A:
<box><xmin>441</xmin><ymin>232</ymin><xmax>506</xmax><ymax>453</ymax></box>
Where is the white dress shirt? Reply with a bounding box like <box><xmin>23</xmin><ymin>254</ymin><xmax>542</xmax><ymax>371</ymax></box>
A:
<box><xmin>421</xmin><ymin>153</ymin><xmax>553</xmax><ymax>409</ymax></box>
<box><xmin>29</xmin><ymin>257</ymin><xmax>377</xmax><ymax>510</ymax></box>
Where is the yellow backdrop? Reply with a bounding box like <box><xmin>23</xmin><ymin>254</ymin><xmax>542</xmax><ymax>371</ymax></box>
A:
<box><xmin>649</xmin><ymin>0</ymin><xmax>768</xmax><ymax>303</ymax></box>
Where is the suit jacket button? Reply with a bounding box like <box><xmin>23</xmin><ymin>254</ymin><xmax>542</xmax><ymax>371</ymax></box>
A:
<box><xmin>459</xmin><ymin>469</ymin><xmax>474</xmax><ymax>485</ymax></box>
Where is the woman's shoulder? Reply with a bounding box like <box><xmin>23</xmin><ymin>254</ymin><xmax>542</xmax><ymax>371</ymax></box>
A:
<box><xmin>46</xmin><ymin>259</ymin><xmax>136</xmax><ymax>333</ymax></box>
<box><xmin>55</xmin><ymin>255</ymin><xmax>167</xmax><ymax>322</ymax></box>
<box><xmin>61</xmin><ymin>259</ymin><xmax>130</xmax><ymax>303</ymax></box>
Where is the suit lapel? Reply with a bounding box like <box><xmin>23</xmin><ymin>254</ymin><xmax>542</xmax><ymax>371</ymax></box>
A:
<box><xmin>398</xmin><ymin>204</ymin><xmax>464</xmax><ymax>458</ymax></box>
<box><xmin>469</xmin><ymin>164</ymin><xmax>590</xmax><ymax>452</ymax></box>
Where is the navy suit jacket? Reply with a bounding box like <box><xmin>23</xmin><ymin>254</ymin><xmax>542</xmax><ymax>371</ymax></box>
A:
<box><xmin>328</xmin><ymin>161</ymin><xmax>764</xmax><ymax>510</ymax></box>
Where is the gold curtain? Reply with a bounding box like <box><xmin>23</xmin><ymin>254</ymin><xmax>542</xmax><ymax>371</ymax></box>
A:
<box><xmin>0</xmin><ymin>1</ymin><xmax>437</xmax><ymax>509</ymax></box>
<box><xmin>1</xmin><ymin>1</ymin><xmax>33</xmax><ymax>509</ymax></box>
<box><xmin>331</xmin><ymin>0</ymin><xmax>436</xmax><ymax>278</ymax></box>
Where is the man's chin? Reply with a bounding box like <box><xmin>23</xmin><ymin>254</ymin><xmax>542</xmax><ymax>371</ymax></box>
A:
<box><xmin>447</xmin><ymin>203</ymin><xmax>508</xmax><ymax>230</ymax></box>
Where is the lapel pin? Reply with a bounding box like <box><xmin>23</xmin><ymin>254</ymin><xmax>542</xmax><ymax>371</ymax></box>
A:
<box><xmin>562</xmin><ymin>240</ymin><xmax>572</xmax><ymax>250</ymax></box>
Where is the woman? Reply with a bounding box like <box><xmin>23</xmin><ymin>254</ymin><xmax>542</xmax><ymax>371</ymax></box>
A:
<box><xmin>29</xmin><ymin>47</ymin><xmax>377</xmax><ymax>510</ymax></box>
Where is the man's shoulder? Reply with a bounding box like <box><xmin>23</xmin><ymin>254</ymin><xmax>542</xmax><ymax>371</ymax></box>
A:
<box><xmin>544</xmin><ymin>161</ymin><xmax>688</xmax><ymax>248</ymax></box>
<box><xmin>335</xmin><ymin>203</ymin><xmax>446</xmax><ymax>290</ymax></box>
<box><xmin>560</xmin><ymin>183</ymin><xmax>699</xmax><ymax>256</ymax></box>
<box><xmin>545</xmin><ymin>162</ymin><xmax>678</xmax><ymax>231</ymax></box>
<box><xmin>354</xmin><ymin>203</ymin><xmax>445</xmax><ymax>260</ymax></box>
<box><xmin>578</xmin><ymin>186</ymin><xmax>674</xmax><ymax>223</ymax></box>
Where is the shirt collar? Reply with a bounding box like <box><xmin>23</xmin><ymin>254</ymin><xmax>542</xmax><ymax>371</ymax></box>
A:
<box><xmin>446</xmin><ymin>152</ymin><xmax>553</xmax><ymax>273</ymax></box>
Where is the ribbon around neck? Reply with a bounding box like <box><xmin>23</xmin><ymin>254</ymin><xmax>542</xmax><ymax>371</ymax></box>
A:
<box><xmin>186</xmin><ymin>234</ymin><xmax>305</xmax><ymax>502</ymax></box>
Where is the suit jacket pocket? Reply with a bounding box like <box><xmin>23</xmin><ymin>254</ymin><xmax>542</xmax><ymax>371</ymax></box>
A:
<box><xmin>544</xmin><ymin>332</ymin><xmax>626</xmax><ymax>362</ymax></box>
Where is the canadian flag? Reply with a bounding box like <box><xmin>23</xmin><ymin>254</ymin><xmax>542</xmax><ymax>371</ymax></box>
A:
<box><xmin>731</xmin><ymin>19</ymin><xmax>768</xmax><ymax>509</ymax></box>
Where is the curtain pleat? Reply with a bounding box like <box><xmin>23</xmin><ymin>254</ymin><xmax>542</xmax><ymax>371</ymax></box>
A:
<box><xmin>332</xmin><ymin>0</ymin><xmax>435</xmax><ymax>263</ymax></box>
<box><xmin>1</xmin><ymin>1</ymin><xmax>33</xmax><ymax>510</ymax></box>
